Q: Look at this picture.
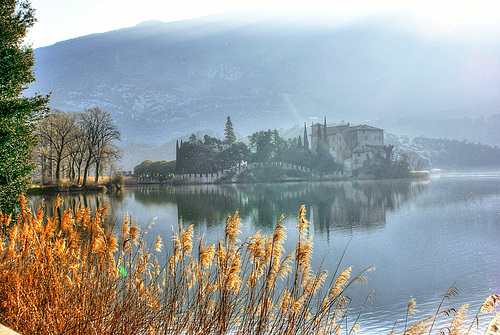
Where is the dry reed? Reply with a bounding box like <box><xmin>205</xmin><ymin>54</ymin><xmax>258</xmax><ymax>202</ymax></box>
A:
<box><xmin>0</xmin><ymin>197</ymin><xmax>498</xmax><ymax>334</ymax></box>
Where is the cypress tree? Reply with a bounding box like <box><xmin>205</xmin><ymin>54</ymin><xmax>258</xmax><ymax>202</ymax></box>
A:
<box><xmin>317</xmin><ymin>124</ymin><xmax>322</xmax><ymax>152</ymax></box>
<box><xmin>178</xmin><ymin>140</ymin><xmax>184</xmax><ymax>173</ymax></box>
<box><xmin>303</xmin><ymin>122</ymin><xmax>309</xmax><ymax>150</ymax></box>
<box><xmin>175</xmin><ymin>140</ymin><xmax>179</xmax><ymax>173</ymax></box>
<box><xmin>176</xmin><ymin>140</ymin><xmax>179</xmax><ymax>161</ymax></box>
<box><xmin>323</xmin><ymin>116</ymin><xmax>328</xmax><ymax>148</ymax></box>
<box><xmin>297</xmin><ymin>135</ymin><xmax>302</xmax><ymax>148</ymax></box>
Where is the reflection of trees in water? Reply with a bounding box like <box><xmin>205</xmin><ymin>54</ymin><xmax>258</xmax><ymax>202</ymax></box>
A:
<box><xmin>174</xmin><ymin>185</ymin><xmax>248</xmax><ymax>226</ymax></box>
<box><xmin>28</xmin><ymin>192</ymin><xmax>125</xmax><ymax>227</ymax></box>
<box><xmin>30</xmin><ymin>180</ymin><xmax>428</xmax><ymax>236</ymax></box>
<box><xmin>134</xmin><ymin>183</ymin><xmax>316</xmax><ymax>228</ymax></box>
<box><xmin>131</xmin><ymin>185</ymin><xmax>176</xmax><ymax>205</ymax></box>
<box><xmin>152</xmin><ymin>181</ymin><xmax>428</xmax><ymax>233</ymax></box>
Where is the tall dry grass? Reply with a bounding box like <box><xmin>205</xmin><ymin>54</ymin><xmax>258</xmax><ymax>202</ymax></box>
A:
<box><xmin>0</xmin><ymin>197</ymin><xmax>498</xmax><ymax>334</ymax></box>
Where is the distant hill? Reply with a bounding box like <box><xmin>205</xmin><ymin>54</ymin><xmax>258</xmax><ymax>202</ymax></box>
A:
<box><xmin>385</xmin><ymin>133</ymin><xmax>500</xmax><ymax>170</ymax></box>
<box><xmin>27</xmin><ymin>12</ymin><xmax>500</xmax><ymax>151</ymax></box>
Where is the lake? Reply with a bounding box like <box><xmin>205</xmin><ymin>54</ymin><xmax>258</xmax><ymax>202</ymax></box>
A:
<box><xmin>28</xmin><ymin>172</ymin><xmax>500</xmax><ymax>333</ymax></box>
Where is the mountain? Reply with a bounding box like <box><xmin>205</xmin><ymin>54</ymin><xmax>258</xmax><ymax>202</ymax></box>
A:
<box><xmin>27</xmin><ymin>12</ymin><xmax>500</xmax><ymax>151</ymax></box>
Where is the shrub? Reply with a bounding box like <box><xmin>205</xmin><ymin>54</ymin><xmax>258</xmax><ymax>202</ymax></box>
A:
<box><xmin>104</xmin><ymin>174</ymin><xmax>125</xmax><ymax>192</ymax></box>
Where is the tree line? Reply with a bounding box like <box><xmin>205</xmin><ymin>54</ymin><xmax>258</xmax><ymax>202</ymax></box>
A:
<box><xmin>138</xmin><ymin>117</ymin><xmax>341</xmax><ymax>177</ymax></box>
<box><xmin>36</xmin><ymin>107</ymin><xmax>121</xmax><ymax>185</ymax></box>
<box><xmin>174</xmin><ymin>117</ymin><xmax>319</xmax><ymax>175</ymax></box>
<box><xmin>413</xmin><ymin>137</ymin><xmax>500</xmax><ymax>168</ymax></box>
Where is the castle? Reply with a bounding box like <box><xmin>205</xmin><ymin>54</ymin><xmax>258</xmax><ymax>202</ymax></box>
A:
<box><xmin>310</xmin><ymin>121</ymin><xmax>384</xmax><ymax>171</ymax></box>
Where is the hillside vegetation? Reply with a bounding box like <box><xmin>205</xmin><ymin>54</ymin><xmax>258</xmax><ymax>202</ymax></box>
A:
<box><xmin>386</xmin><ymin>134</ymin><xmax>500</xmax><ymax>170</ymax></box>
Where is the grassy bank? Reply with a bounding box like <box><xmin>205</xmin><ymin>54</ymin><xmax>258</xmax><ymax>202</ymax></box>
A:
<box><xmin>0</xmin><ymin>197</ymin><xmax>498</xmax><ymax>334</ymax></box>
<box><xmin>28</xmin><ymin>175</ymin><xmax>126</xmax><ymax>194</ymax></box>
<box><xmin>27</xmin><ymin>183</ymin><xmax>107</xmax><ymax>194</ymax></box>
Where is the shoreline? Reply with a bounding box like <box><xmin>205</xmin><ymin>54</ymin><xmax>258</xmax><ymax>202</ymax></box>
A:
<box><xmin>27</xmin><ymin>183</ymin><xmax>107</xmax><ymax>194</ymax></box>
<box><xmin>27</xmin><ymin>171</ymin><xmax>430</xmax><ymax>194</ymax></box>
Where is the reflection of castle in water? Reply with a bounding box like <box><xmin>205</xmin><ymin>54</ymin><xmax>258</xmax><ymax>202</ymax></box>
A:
<box><xmin>311</xmin><ymin>183</ymin><xmax>387</xmax><ymax>237</ymax></box>
<box><xmin>311</xmin><ymin>180</ymin><xmax>429</xmax><ymax>236</ymax></box>
<box><xmin>27</xmin><ymin>180</ymin><xmax>429</xmax><ymax>238</ymax></box>
<box><xmin>133</xmin><ymin>180</ymin><xmax>429</xmax><ymax>236</ymax></box>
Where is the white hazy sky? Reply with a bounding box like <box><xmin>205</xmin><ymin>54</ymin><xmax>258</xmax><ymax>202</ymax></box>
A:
<box><xmin>27</xmin><ymin>0</ymin><xmax>500</xmax><ymax>48</ymax></box>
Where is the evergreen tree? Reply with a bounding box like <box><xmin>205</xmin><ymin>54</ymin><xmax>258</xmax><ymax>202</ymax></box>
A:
<box><xmin>188</xmin><ymin>133</ymin><xmax>200</xmax><ymax>144</ymax></box>
<box><xmin>175</xmin><ymin>140</ymin><xmax>179</xmax><ymax>162</ymax></box>
<box><xmin>297</xmin><ymin>135</ymin><xmax>302</xmax><ymax>148</ymax></box>
<box><xmin>175</xmin><ymin>140</ymin><xmax>180</xmax><ymax>173</ymax></box>
<box><xmin>224</xmin><ymin>116</ymin><xmax>236</xmax><ymax>145</ymax></box>
<box><xmin>178</xmin><ymin>140</ymin><xmax>184</xmax><ymax>173</ymax></box>
<box><xmin>323</xmin><ymin>116</ymin><xmax>328</xmax><ymax>149</ymax></box>
<box><xmin>0</xmin><ymin>0</ymin><xmax>49</xmax><ymax>212</ymax></box>
<box><xmin>316</xmin><ymin>124</ymin><xmax>322</xmax><ymax>152</ymax></box>
<box><xmin>303</xmin><ymin>122</ymin><xmax>309</xmax><ymax>150</ymax></box>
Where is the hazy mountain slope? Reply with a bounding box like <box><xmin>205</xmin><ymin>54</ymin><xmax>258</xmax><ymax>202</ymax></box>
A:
<box><xmin>27</xmin><ymin>12</ymin><xmax>500</xmax><ymax>146</ymax></box>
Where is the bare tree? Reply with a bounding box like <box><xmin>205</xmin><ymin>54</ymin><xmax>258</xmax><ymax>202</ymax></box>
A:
<box><xmin>405</xmin><ymin>151</ymin><xmax>429</xmax><ymax>171</ymax></box>
<box><xmin>38</xmin><ymin>110</ymin><xmax>77</xmax><ymax>183</ymax></box>
<box><xmin>79</xmin><ymin>107</ymin><xmax>121</xmax><ymax>185</ymax></box>
<box><xmin>67</xmin><ymin>124</ymin><xmax>88</xmax><ymax>184</ymax></box>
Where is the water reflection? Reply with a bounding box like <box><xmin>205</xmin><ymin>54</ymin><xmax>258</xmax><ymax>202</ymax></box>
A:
<box><xmin>26</xmin><ymin>175</ymin><xmax>500</xmax><ymax>334</ymax></box>
<box><xmin>29</xmin><ymin>174</ymin><xmax>500</xmax><ymax>334</ymax></box>
<box><xmin>310</xmin><ymin>180</ymin><xmax>429</xmax><ymax>236</ymax></box>
<box><xmin>29</xmin><ymin>191</ymin><xmax>126</xmax><ymax>227</ymax></box>
<box><xmin>29</xmin><ymin>180</ymin><xmax>429</xmax><ymax>236</ymax></box>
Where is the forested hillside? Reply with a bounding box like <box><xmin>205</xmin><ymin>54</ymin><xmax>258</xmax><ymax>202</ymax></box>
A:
<box><xmin>386</xmin><ymin>134</ymin><xmax>500</xmax><ymax>170</ymax></box>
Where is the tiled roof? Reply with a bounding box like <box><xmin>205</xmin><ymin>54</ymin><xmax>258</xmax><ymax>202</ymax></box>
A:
<box><xmin>311</xmin><ymin>123</ymin><xmax>384</xmax><ymax>135</ymax></box>
<box><xmin>347</xmin><ymin>124</ymin><xmax>384</xmax><ymax>131</ymax></box>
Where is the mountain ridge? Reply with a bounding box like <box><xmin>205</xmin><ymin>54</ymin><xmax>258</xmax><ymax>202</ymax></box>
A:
<box><xmin>27</xmin><ymin>12</ymin><xmax>500</xmax><ymax>149</ymax></box>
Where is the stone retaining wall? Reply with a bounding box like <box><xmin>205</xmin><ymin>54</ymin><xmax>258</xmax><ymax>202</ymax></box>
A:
<box><xmin>174</xmin><ymin>162</ymin><xmax>312</xmax><ymax>184</ymax></box>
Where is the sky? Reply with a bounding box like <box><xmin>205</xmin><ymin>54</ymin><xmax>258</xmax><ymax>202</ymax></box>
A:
<box><xmin>27</xmin><ymin>0</ymin><xmax>500</xmax><ymax>48</ymax></box>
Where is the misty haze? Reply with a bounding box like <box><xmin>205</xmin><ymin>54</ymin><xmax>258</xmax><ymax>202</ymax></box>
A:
<box><xmin>5</xmin><ymin>6</ymin><xmax>500</xmax><ymax>335</ymax></box>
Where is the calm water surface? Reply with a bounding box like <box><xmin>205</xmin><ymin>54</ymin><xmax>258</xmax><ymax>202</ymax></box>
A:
<box><xmin>29</xmin><ymin>172</ymin><xmax>500</xmax><ymax>333</ymax></box>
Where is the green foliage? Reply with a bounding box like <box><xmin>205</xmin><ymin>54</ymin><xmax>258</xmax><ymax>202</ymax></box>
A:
<box><xmin>359</xmin><ymin>145</ymin><xmax>410</xmax><ymax>179</ymax></box>
<box><xmin>203</xmin><ymin>134</ymin><xmax>222</xmax><ymax>148</ymax></box>
<box><xmin>303</xmin><ymin>122</ymin><xmax>309</xmax><ymax>151</ymax></box>
<box><xmin>247</xmin><ymin>128</ymin><xmax>340</xmax><ymax>174</ymax></box>
<box><xmin>218</xmin><ymin>142</ymin><xmax>249</xmax><ymax>170</ymax></box>
<box><xmin>309</xmin><ymin>123</ymin><xmax>338</xmax><ymax>174</ymax></box>
<box><xmin>134</xmin><ymin>159</ymin><xmax>176</xmax><ymax>181</ymax></box>
<box><xmin>312</xmin><ymin>149</ymin><xmax>338</xmax><ymax>175</ymax></box>
<box><xmin>188</xmin><ymin>133</ymin><xmax>201</xmax><ymax>145</ymax></box>
<box><xmin>176</xmin><ymin>137</ymin><xmax>250</xmax><ymax>174</ymax></box>
<box><xmin>177</xmin><ymin>123</ymin><xmax>340</xmax><ymax>176</ymax></box>
<box><xmin>248</xmin><ymin>130</ymin><xmax>274</xmax><ymax>162</ymax></box>
<box><xmin>236</xmin><ymin>166</ymin><xmax>310</xmax><ymax>183</ymax></box>
<box><xmin>248</xmin><ymin>129</ymin><xmax>290</xmax><ymax>163</ymax></box>
<box><xmin>176</xmin><ymin>141</ymin><xmax>217</xmax><ymax>174</ymax></box>
<box><xmin>224</xmin><ymin>116</ymin><xmax>236</xmax><ymax>145</ymax></box>
<box><xmin>0</xmin><ymin>0</ymin><xmax>49</xmax><ymax>212</ymax></box>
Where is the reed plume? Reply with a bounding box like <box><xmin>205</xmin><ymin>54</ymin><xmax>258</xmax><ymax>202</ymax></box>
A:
<box><xmin>0</xmin><ymin>196</ymin><xmax>498</xmax><ymax>334</ymax></box>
